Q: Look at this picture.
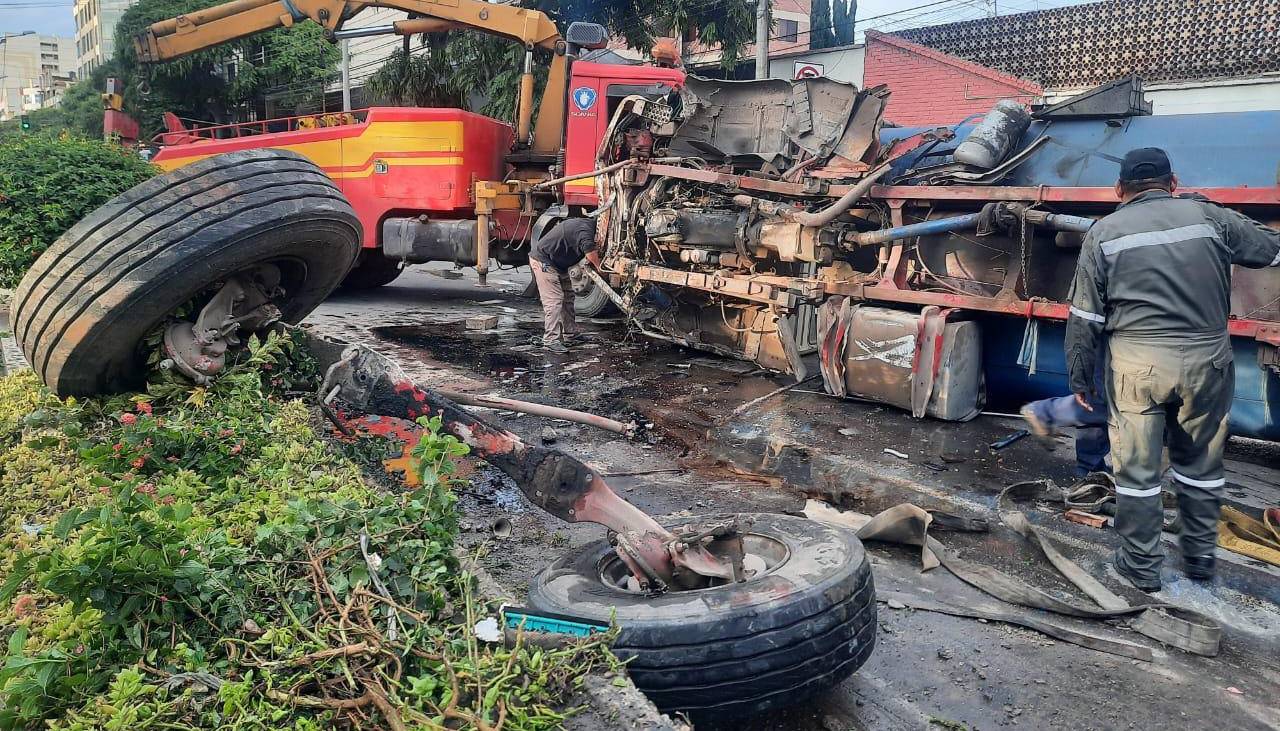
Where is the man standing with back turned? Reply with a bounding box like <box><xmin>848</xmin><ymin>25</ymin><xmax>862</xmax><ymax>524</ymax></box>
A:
<box><xmin>1065</xmin><ymin>147</ymin><xmax>1280</xmax><ymax>592</ymax></box>
<box><xmin>530</xmin><ymin>218</ymin><xmax>599</xmax><ymax>353</ymax></box>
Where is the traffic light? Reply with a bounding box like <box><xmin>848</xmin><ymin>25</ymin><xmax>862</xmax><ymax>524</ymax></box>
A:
<box><xmin>19</xmin><ymin>114</ymin><xmax>31</xmax><ymax>131</ymax></box>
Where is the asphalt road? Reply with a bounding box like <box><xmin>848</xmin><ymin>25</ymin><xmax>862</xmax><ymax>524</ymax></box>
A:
<box><xmin>305</xmin><ymin>262</ymin><xmax>1280</xmax><ymax>731</ymax></box>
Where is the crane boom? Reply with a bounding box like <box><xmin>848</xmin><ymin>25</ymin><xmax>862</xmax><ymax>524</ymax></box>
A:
<box><xmin>135</xmin><ymin>0</ymin><xmax>561</xmax><ymax>60</ymax></box>
<box><xmin>133</xmin><ymin>0</ymin><xmax>569</xmax><ymax>149</ymax></box>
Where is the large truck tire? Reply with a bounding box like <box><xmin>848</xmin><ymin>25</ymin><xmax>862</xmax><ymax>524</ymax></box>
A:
<box><xmin>10</xmin><ymin>148</ymin><xmax>361</xmax><ymax>397</ymax></box>
<box><xmin>527</xmin><ymin>512</ymin><xmax>876</xmax><ymax>717</ymax></box>
<box><xmin>569</xmin><ymin>263</ymin><xmax>617</xmax><ymax>317</ymax></box>
<box><xmin>340</xmin><ymin>251</ymin><xmax>403</xmax><ymax>290</ymax></box>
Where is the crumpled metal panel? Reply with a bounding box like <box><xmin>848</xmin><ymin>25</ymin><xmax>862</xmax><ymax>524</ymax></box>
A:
<box><xmin>669</xmin><ymin>75</ymin><xmax>885</xmax><ymax>171</ymax></box>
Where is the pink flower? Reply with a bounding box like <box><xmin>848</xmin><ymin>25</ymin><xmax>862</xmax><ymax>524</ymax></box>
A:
<box><xmin>112</xmin><ymin>443</ymin><xmax>123</xmax><ymax>453</ymax></box>
<box><xmin>98</xmin><ymin>486</ymin><xmax>111</xmax><ymax>495</ymax></box>
<box><xmin>160</xmin><ymin>495</ymin><xmax>176</xmax><ymax>505</ymax></box>
<box><xmin>130</xmin><ymin>456</ymin><xmax>146</xmax><ymax>469</ymax></box>
<box><xmin>137</xmin><ymin>483</ymin><xmax>156</xmax><ymax>495</ymax></box>
<box><xmin>229</xmin><ymin>443</ymin><xmax>243</xmax><ymax>455</ymax></box>
<box><xmin>136</xmin><ymin>402</ymin><xmax>153</xmax><ymax>415</ymax></box>
<box><xmin>120</xmin><ymin>413</ymin><xmax>137</xmax><ymax>426</ymax></box>
<box><xmin>219</xmin><ymin>429</ymin><xmax>234</xmax><ymax>438</ymax></box>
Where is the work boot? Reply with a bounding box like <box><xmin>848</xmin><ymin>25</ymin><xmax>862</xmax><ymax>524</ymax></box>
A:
<box><xmin>541</xmin><ymin>339</ymin><xmax>570</xmax><ymax>354</ymax></box>
<box><xmin>1020</xmin><ymin>405</ymin><xmax>1054</xmax><ymax>438</ymax></box>
<box><xmin>1184</xmin><ymin>554</ymin><xmax>1216</xmax><ymax>582</ymax></box>
<box><xmin>1112</xmin><ymin>550</ymin><xmax>1161</xmax><ymax>593</ymax></box>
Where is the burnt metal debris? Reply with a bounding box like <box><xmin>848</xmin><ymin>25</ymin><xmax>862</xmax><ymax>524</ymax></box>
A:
<box><xmin>584</xmin><ymin>74</ymin><xmax>1280</xmax><ymax>436</ymax></box>
<box><xmin>308</xmin><ymin>332</ymin><xmax>745</xmax><ymax>594</ymax></box>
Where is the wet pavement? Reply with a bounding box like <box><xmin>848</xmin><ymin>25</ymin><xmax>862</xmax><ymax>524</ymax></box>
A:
<box><xmin>305</xmin><ymin>262</ymin><xmax>1280</xmax><ymax>731</ymax></box>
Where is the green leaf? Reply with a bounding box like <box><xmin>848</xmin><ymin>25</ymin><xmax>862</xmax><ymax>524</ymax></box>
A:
<box><xmin>7</xmin><ymin>626</ymin><xmax>28</xmax><ymax>656</ymax></box>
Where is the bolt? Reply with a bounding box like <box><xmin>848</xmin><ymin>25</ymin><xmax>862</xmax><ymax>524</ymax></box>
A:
<box><xmin>583</xmin><ymin>472</ymin><xmax>593</xmax><ymax>484</ymax></box>
<box><xmin>568</xmin><ymin>508</ymin><xmax>575</xmax><ymax>516</ymax></box>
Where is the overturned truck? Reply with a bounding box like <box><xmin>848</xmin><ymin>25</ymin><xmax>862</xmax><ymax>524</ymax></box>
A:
<box><xmin>586</xmin><ymin>78</ymin><xmax>1280</xmax><ymax>437</ymax></box>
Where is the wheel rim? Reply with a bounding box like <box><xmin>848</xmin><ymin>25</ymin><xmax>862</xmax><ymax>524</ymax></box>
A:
<box><xmin>597</xmin><ymin>532</ymin><xmax>791</xmax><ymax>594</ymax></box>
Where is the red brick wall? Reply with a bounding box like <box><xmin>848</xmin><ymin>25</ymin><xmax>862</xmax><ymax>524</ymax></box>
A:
<box><xmin>863</xmin><ymin>31</ymin><xmax>1042</xmax><ymax>126</ymax></box>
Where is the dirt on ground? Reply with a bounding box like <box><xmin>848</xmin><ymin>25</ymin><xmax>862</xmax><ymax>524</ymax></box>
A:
<box><xmin>305</xmin><ymin>263</ymin><xmax>1280</xmax><ymax>731</ymax></box>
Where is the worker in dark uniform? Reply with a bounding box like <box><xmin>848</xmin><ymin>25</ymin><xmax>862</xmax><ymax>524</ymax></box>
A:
<box><xmin>1065</xmin><ymin>147</ymin><xmax>1280</xmax><ymax>592</ymax></box>
<box><xmin>530</xmin><ymin>218</ymin><xmax>599</xmax><ymax>352</ymax></box>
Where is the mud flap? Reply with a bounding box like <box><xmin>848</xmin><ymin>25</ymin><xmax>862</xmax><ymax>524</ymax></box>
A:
<box><xmin>910</xmin><ymin>306</ymin><xmax>952</xmax><ymax>418</ymax></box>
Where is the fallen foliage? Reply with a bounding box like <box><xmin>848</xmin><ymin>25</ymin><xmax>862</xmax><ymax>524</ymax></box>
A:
<box><xmin>0</xmin><ymin>331</ymin><xmax>615</xmax><ymax>729</ymax></box>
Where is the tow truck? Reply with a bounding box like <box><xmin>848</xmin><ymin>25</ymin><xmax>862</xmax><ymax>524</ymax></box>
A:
<box><xmin>121</xmin><ymin>0</ymin><xmax>683</xmax><ymax>308</ymax></box>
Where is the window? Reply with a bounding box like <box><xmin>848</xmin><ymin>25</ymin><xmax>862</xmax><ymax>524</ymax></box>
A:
<box><xmin>779</xmin><ymin>19</ymin><xmax>799</xmax><ymax>42</ymax></box>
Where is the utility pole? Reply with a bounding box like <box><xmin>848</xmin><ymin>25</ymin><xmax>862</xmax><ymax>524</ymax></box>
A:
<box><xmin>340</xmin><ymin>38</ymin><xmax>351</xmax><ymax>112</ymax></box>
<box><xmin>755</xmin><ymin>0</ymin><xmax>769</xmax><ymax>79</ymax></box>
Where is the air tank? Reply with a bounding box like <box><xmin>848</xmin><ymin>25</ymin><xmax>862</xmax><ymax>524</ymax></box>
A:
<box><xmin>953</xmin><ymin>99</ymin><xmax>1033</xmax><ymax>170</ymax></box>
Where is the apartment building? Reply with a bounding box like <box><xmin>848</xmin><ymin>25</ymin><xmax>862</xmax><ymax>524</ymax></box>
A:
<box><xmin>74</xmin><ymin>0</ymin><xmax>136</xmax><ymax>79</ymax></box>
<box><xmin>0</xmin><ymin>31</ymin><xmax>76</xmax><ymax>120</ymax></box>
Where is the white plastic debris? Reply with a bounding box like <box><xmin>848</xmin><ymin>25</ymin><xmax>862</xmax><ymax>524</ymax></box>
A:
<box><xmin>883</xmin><ymin>448</ymin><xmax>909</xmax><ymax>459</ymax></box>
<box><xmin>473</xmin><ymin>617</ymin><xmax>503</xmax><ymax>643</ymax></box>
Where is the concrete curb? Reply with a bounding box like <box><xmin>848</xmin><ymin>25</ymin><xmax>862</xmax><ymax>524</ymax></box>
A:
<box><xmin>0</xmin><ymin>311</ymin><xmax>27</xmax><ymax>377</ymax></box>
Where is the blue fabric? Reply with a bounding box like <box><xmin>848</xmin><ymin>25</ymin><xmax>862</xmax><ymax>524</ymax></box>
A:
<box><xmin>1028</xmin><ymin>394</ymin><xmax>1109</xmax><ymax>476</ymax></box>
<box><xmin>1026</xmin><ymin>347</ymin><xmax>1110</xmax><ymax>476</ymax></box>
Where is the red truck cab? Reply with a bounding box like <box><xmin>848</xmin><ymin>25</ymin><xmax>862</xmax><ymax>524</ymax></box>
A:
<box><xmin>562</xmin><ymin>60</ymin><xmax>685</xmax><ymax>207</ymax></box>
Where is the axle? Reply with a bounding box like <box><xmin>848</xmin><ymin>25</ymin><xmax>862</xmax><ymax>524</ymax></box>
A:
<box><xmin>306</xmin><ymin>332</ymin><xmax>739</xmax><ymax>593</ymax></box>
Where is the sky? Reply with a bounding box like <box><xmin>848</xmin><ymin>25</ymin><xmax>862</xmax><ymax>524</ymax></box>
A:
<box><xmin>0</xmin><ymin>0</ymin><xmax>1095</xmax><ymax>42</ymax></box>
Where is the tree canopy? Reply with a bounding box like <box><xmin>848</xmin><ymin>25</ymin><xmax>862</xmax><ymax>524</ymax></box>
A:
<box><xmin>367</xmin><ymin>0</ymin><xmax>759</xmax><ymax>125</ymax></box>
<box><xmin>111</xmin><ymin>0</ymin><xmax>339</xmax><ymax>138</ymax></box>
<box><xmin>810</xmin><ymin>0</ymin><xmax>835</xmax><ymax>50</ymax></box>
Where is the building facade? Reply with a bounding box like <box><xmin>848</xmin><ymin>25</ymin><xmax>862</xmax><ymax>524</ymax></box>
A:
<box><xmin>74</xmin><ymin>0</ymin><xmax>136</xmax><ymax>79</ymax></box>
<box><xmin>0</xmin><ymin>32</ymin><xmax>76</xmax><ymax>120</ymax></box>
<box><xmin>862</xmin><ymin>31</ymin><xmax>1041</xmax><ymax>126</ymax></box>
<box><xmin>895</xmin><ymin>0</ymin><xmax>1280</xmax><ymax>115</ymax></box>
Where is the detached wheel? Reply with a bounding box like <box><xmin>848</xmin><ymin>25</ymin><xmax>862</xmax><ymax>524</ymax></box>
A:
<box><xmin>528</xmin><ymin>513</ymin><xmax>876</xmax><ymax>717</ymax></box>
<box><xmin>341</xmin><ymin>251</ymin><xmax>403</xmax><ymax>290</ymax></box>
<box><xmin>10</xmin><ymin>148</ymin><xmax>361</xmax><ymax>397</ymax></box>
<box><xmin>569</xmin><ymin>263</ymin><xmax>616</xmax><ymax>317</ymax></box>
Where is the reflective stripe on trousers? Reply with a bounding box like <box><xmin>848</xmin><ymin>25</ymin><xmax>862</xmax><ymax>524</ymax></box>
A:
<box><xmin>1106</xmin><ymin>332</ymin><xmax>1234</xmax><ymax>582</ymax></box>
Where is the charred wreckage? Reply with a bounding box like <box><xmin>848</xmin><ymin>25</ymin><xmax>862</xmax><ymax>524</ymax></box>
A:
<box><xmin>9</xmin><ymin>74</ymin><xmax>1278</xmax><ymax>717</ymax></box>
<box><xmin>581</xmin><ymin>76</ymin><xmax>1280</xmax><ymax>432</ymax></box>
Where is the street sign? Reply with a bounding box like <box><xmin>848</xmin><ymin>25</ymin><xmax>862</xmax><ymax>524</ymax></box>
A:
<box><xmin>794</xmin><ymin>61</ymin><xmax>825</xmax><ymax>79</ymax></box>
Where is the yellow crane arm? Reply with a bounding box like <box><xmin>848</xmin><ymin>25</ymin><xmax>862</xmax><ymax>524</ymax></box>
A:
<box><xmin>135</xmin><ymin>0</ymin><xmax>562</xmax><ymax>59</ymax></box>
<box><xmin>134</xmin><ymin>0</ymin><xmax>568</xmax><ymax>149</ymax></box>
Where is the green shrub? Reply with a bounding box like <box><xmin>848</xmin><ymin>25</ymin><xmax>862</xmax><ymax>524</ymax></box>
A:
<box><xmin>0</xmin><ymin>134</ymin><xmax>156</xmax><ymax>287</ymax></box>
<box><xmin>0</xmin><ymin>333</ymin><xmax>615</xmax><ymax>729</ymax></box>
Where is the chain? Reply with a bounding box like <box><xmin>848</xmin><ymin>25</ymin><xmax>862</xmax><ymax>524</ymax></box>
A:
<box><xmin>1018</xmin><ymin>206</ymin><xmax>1032</xmax><ymax>300</ymax></box>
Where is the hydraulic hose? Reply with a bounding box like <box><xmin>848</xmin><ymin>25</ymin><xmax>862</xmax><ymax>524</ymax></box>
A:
<box><xmin>731</xmin><ymin>163</ymin><xmax>893</xmax><ymax>227</ymax></box>
<box><xmin>791</xmin><ymin>163</ymin><xmax>893</xmax><ymax>227</ymax></box>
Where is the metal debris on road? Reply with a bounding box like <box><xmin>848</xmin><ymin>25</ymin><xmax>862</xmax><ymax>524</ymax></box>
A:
<box><xmin>990</xmin><ymin>429</ymin><xmax>1030</xmax><ymax>450</ymax></box>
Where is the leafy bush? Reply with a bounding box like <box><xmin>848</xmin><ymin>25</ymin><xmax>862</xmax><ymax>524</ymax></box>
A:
<box><xmin>0</xmin><ymin>134</ymin><xmax>156</xmax><ymax>287</ymax></box>
<box><xmin>0</xmin><ymin>333</ymin><xmax>615</xmax><ymax>729</ymax></box>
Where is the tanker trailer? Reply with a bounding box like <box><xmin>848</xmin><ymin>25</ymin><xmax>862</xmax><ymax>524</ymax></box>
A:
<box><xmin>587</xmin><ymin>78</ymin><xmax>1280</xmax><ymax>440</ymax></box>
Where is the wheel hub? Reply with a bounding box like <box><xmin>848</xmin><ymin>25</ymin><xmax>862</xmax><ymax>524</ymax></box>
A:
<box><xmin>161</xmin><ymin>264</ymin><xmax>285</xmax><ymax>383</ymax></box>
